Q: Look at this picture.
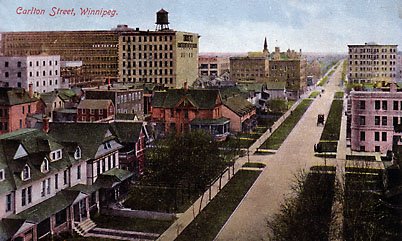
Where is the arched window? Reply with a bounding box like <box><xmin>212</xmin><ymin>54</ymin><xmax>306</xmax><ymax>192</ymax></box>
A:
<box><xmin>41</xmin><ymin>158</ymin><xmax>49</xmax><ymax>173</ymax></box>
<box><xmin>74</xmin><ymin>146</ymin><xmax>81</xmax><ymax>160</ymax></box>
<box><xmin>21</xmin><ymin>165</ymin><xmax>30</xmax><ymax>181</ymax></box>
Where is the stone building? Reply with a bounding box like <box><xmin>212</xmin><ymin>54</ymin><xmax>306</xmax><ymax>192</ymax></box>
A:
<box><xmin>348</xmin><ymin>43</ymin><xmax>398</xmax><ymax>84</ymax></box>
<box><xmin>0</xmin><ymin>55</ymin><xmax>62</xmax><ymax>93</ymax></box>
<box><xmin>199</xmin><ymin>55</ymin><xmax>230</xmax><ymax>77</ymax></box>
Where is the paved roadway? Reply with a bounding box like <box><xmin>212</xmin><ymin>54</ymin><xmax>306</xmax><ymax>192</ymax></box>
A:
<box><xmin>215</xmin><ymin>63</ymin><xmax>344</xmax><ymax>241</ymax></box>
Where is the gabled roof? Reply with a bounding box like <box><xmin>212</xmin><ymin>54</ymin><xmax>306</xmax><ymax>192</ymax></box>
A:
<box><xmin>40</xmin><ymin>91</ymin><xmax>64</xmax><ymax>106</ymax></box>
<box><xmin>48</xmin><ymin>122</ymin><xmax>119</xmax><ymax>160</ymax></box>
<box><xmin>0</xmin><ymin>88</ymin><xmax>38</xmax><ymax>106</ymax></box>
<box><xmin>223</xmin><ymin>96</ymin><xmax>255</xmax><ymax>117</ymax></box>
<box><xmin>152</xmin><ymin>89</ymin><xmax>221</xmax><ymax>109</ymax></box>
<box><xmin>94</xmin><ymin>168</ymin><xmax>133</xmax><ymax>189</ymax></box>
<box><xmin>77</xmin><ymin>99</ymin><xmax>113</xmax><ymax>109</ymax></box>
<box><xmin>110</xmin><ymin>122</ymin><xmax>143</xmax><ymax>144</ymax></box>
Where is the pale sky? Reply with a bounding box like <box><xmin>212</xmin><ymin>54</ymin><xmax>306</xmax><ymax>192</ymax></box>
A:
<box><xmin>0</xmin><ymin>0</ymin><xmax>401</xmax><ymax>53</ymax></box>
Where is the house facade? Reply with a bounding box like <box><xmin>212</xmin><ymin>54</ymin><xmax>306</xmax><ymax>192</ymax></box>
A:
<box><xmin>350</xmin><ymin>83</ymin><xmax>402</xmax><ymax>153</ymax></box>
<box><xmin>151</xmin><ymin>87</ymin><xmax>230</xmax><ymax>140</ymax></box>
<box><xmin>77</xmin><ymin>99</ymin><xmax>114</xmax><ymax>123</ymax></box>
<box><xmin>0</xmin><ymin>87</ymin><xmax>43</xmax><ymax>134</ymax></box>
<box><xmin>222</xmin><ymin>95</ymin><xmax>256</xmax><ymax>133</ymax></box>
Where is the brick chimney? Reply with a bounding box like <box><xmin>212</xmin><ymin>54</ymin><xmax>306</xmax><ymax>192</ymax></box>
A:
<box><xmin>28</xmin><ymin>84</ymin><xmax>33</xmax><ymax>98</ymax></box>
<box><xmin>43</xmin><ymin>115</ymin><xmax>50</xmax><ymax>133</ymax></box>
<box><xmin>183</xmin><ymin>81</ymin><xmax>188</xmax><ymax>91</ymax></box>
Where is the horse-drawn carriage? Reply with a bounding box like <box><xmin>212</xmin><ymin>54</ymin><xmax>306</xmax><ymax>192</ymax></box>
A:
<box><xmin>317</xmin><ymin>114</ymin><xmax>325</xmax><ymax>126</ymax></box>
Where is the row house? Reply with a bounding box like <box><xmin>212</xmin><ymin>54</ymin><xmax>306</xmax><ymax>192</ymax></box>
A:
<box><xmin>77</xmin><ymin>99</ymin><xmax>114</xmax><ymax>123</ymax></box>
<box><xmin>0</xmin><ymin>87</ymin><xmax>44</xmax><ymax>134</ymax></box>
<box><xmin>151</xmin><ymin>86</ymin><xmax>230</xmax><ymax>140</ymax></box>
<box><xmin>349</xmin><ymin>83</ymin><xmax>402</xmax><ymax>153</ymax></box>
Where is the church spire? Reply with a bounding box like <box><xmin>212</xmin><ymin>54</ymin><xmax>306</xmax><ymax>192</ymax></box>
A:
<box><xmin>264</xmin><ymin>37</ymin><xmax>268</xmax><ymax>51</ymax></box>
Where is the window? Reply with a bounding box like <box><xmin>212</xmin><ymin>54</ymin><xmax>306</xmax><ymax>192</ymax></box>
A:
<box><xmin>47</xmin><ymin>178</ymin><xmax>51</xmax><ymax>194</ymax></box>
<box><xmin>77</xmin><ymin>165</ymin><xmax>81</xmax><ymax>180</ymax></box>
<box><xmin>102</xmin><ymin>159</ymin><xmax>106</xmax><ymax>173</ymax></box>
<box><xmin>41</xmin><ymin>158</ymin><xmax>49</xmax><ymax>173</ymax></box>
<box><xmin>375</xmin><ymin>100</ymin><xmax>380</xmax><ymax>110</ymax></box>
<box><xmin>382</xmin><ymin>132</ymin><xmax>387</xmax><ymax>141</ymax></box>
<box><xmin>21</xmin><ymin>188</ymin><xmax>26</xmax><ymax>206</ymax></box>
<box><xmin>63</xmin><ymin>170</ymin><xmax>68</xmax><ymax>185</ymax></box>
<box><xmin>360</xmin><ymin>131</ymin><xmax>365</xmax><ymax>141</ymax></box>
<box><xmin>55</xmin><ymin>174</ymin><xmax>58</xmax><ymax>189</ymax></box>
<box><xmin>359</xmin><ymin>100</ymin><xmax>365</xmax><ymax>110</ymax></box>
<box><xmin>393</xmin><ymin>117</ymin><xmax>398</xmax><ymax>126</ymax></box>
<box><xmin>22</xmin><ymin>165</ymin><xmax>30</xmax><ymax>180</ymax></box>
<box><xmin>27</xmin><ymin>186</ymin><xmax>32</xmax><ymax>204</ymax></box>
<box><xmin>90</xmin><ymin>109</ymin><xmax>95</xmax><ymax>115</ymax></box>
<box><xmin>99</xmin><ymin>109</ymin><xmax>103</xmax><ymax>115</ymax></box>
<box><xmin>375</xmin><ymin>146</ymin><xmax>380</xmax><ymax>152</ymax></box>
<box><xmin>375</xmin><ymin>132</ymin><xmax>380</xmax><ymax>141</ymax></box>
<box><xmin>382</xmin><ymin>101</ymin><xmax>387</xmax><ymax>110</ymax></box>
<box><xmin>0</xmin><ymin>169</ymin><xmax>4</xmax><ymax>181</ymax></box>
<box><xmin>55</xmin><ymin>209</ymin><xmax>67</xmax><ymax>227</ymax></box>
<box><xmin>374</xmin><ymin>116</ymin><xmax>380</xmax><ymax>125</ymax></box>
<box><xmin>382</xmin><ymin>116</ymin><xmax>387</xmax><ymax>126</ymax></box>
<box><xmin>74</xmin><ymin>146</ymin><xmax>81</xmax><ymax>159</ymax></box>
<box><xmin>360</xmin><ymin>145</ymin><xmax>365</xmax><ymax>152</ymax></box>
<box><xmin>17</xmin><ymin>61</ymin><xmax>21</xmax><ymax>67</ymax></box>
<box><xmin>4</xmin><ymin>62</ymin><xmax>8</xmax><ymax>67</ymax></box>
<box><xmin>41</xmin><ymin>180</ymin><xmax>46</xmax><ymax>197</ymax></box>
<box><xmin>5</xmin><ymin>72</ymin><xmax>9</xmax><ymax>78</ymax></box>
<box><xmin>17</xmin><ymin>72</ymin><xmax>21</xmax><ymax>78</ymax></box>
<box><xmin>6</xmin><ymin>194</ymin><xmax>12</xmax><ymax>212</ymax></box>
<box><xmin>394</xmin><ymin>101</ymin><xmax>399</xmax><ymax>110</ymax></box>
<box><xmin>97</xmin><ymin>161</ymin><xmax>101</xmax><ymax>175</ymax></box>
<box><xmin>359</xmin><ymin>116</ymin><xmax>365</xmax><ymax>125</ymax></box>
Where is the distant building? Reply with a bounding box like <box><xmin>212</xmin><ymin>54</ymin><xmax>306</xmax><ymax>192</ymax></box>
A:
<box><xmin>151</xmin><ymin>86</ymin><xmax>230</xmax><ymax>140</ymax></box>
<box><xmin>0</xmin><ymin>87</ymin><xmax>43</xmax><ymax>134</ymax></box>
<box><xmin>269</xmin><ymin>47</ymin><xmax>307</xmax><ymax>100</ymax></box>
<box><xmin>397</xmin><ymin>53</ymin><xmax>402</xmax><ymax>82</ymax></box>
<box><xmin>0</xmin><ymin>55</ymin><xmax>62</xmax><ymax>93</ymax></box>
<box><xmin>77</xmin><ymin>99</ymin><xmax>114</xmax><ymax>123</ymax></box>
<box><xmin>199</xmin><ymin>55</ymin><xmax>230</xmax><ymax>77</ymax></box>
<box><xmin>40</xmin><ymin>91</ymin><xmax>65</xmax><ymax>121</ymax></box>
<box><xmin>349</xmin><ymin>83</ymin><xmax>402</xmax><ymax>153</ymax></box>
<box><xmin>84</xmin><ymin>84</ymin><xmax>144</xmax><ymax>119</ymax></box>
<box><xmin>348</xmin><ymin>43</ymin><xmax>398</xmax><ymax>84</ymax></box>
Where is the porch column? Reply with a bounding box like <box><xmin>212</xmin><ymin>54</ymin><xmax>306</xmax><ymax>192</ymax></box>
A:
<box><xmin>86</xmin><ymin>197</ymin><xmax>90</xmax><ymax>219</ymax></box>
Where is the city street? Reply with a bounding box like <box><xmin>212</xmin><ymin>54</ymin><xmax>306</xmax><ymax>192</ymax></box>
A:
<box><xmin>215</xmin><ymin>63</ymin><xmax>344</xmax><ymax>241</ymax></box>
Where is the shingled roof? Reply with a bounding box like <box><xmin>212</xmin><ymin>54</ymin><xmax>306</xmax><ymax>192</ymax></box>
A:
<box><xmin>0</xmin><ymin>88</ymin><xmax>38</xmax><ymax>106</ymax></box>
<box><xmin>110</xmin><ymin>122</ymin><xmax>143</xmax><ymax>144</ymax></box>
<box><xmin>77</xmin><ymin>99</ymin><xmax>113</xmax><ymax>110</ymax></box>
<box><xmin>223</xmin><ymin>96</ymin><xmax>255</xmax><ymax>117</ymax></box>
<box><xmin>152</xmin><ymin>89</ymin><xmax>221</xmax><ymax>109</ymax></box>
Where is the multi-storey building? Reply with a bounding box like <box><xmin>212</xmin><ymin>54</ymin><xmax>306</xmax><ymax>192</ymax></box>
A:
<box><xmin>1</xmin><ymin>30</ymin><xmax>119</xmax><ymax>85</ymax></box>
<box><xmin>151</xmin><ymin>85</ymin><xmax>230</xmax><ymax>140</ymax></box>
<box><xmin>77</xmin><ymin>99</ymin><xmax>115</xmax><ymax>122</ymax></box>
<box><xmin>0</xmin><ymin>87</ymin><xmax>43</xmax><ymax>134</ymax></box>
<box><xmin>84</xmin><ymin>84</ymin><xmax>144</xmax><ymax>118</ymax></box>
<box><xmin>269</xmin><ymin>47</ymin><xmax>307</xmax><ymax>100</ymax></box>
<box><xmin>118</xmin><ymin>28</ymin><xmax>199</xmax><ymax>88</ymax></box>
<box><xmin>0</xmin><ymin>55</ymin><xmax>62</xmax><ymax>93</ymax></box>
<box><xmin>348</xmin><ymin>43</ymin><xmax>398</xmax><ymax>84</ymax></box>
<box><xmin>350</xmin><ymin>83</ymin><xmax>402</xmax><ymax>153</ymax></box>
<box><xmin>199</xmin><ymin>55</ymin><xmax>230</xmax><ymax>77</ymax></box>
<box><xmin>397</xmin><ymin>53</ymin><xmax>402</xmax><ymax>82</ymax></box>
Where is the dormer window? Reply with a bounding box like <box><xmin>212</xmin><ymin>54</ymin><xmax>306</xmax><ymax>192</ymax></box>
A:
<box><xmin>0</xmin><ymin>169</ymin><xmax>4</xmax><ymax>181</ymax></box>
<box><xmin>74</xmin><ymin>146</ymin><xmax>82</xmax><ymax>160</ymax></box>
<box><xmin>103</xmin><ymin>142</ymin><xmax>112</xmax><ymax>150</ymax></box>
<box><xmin>21</xmin><ymin>165</ymin><xmax>30</xmax><ymax>181</ymax></box>
<box><xmin>41</xmin><ymin>158</ymin><xmax>49</xmax><ymax>173</ymax></box>
<box><xmin>50</xmin><ymin>149</ymin><xmax>63</xmax><ymax>161</ymax></box>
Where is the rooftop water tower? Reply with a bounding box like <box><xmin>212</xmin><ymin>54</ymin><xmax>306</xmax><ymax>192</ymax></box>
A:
<box><xmin>155</xmin><ymin>9</ymin><xmax>170</xmax><ymax>31</ymax></box>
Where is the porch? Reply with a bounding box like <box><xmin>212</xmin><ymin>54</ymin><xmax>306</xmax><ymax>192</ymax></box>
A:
<box><xmin>190</xmin><ymin>117</ymin><xmax>231</xmax><ymax>141</ymax></box>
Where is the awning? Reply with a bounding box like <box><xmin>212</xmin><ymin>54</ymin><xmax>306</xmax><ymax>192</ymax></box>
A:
<box><xmin>94</xmin><ymin>168</ymin><xmax>134</xmax><ymax>189</ymax></box>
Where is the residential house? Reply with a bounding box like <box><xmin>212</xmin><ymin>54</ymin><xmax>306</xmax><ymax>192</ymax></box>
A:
<box><xmin>40</xmin><ymin>91</ymin><xmax>65</xmax><ymax>121</ymax></box>
<box><xmin>0</xmin><ymin>87</ymin><xmax>44</xmax><ymax>134</ymax></box>
<box><xmin>151</xmin><ymin>86</ymin><xmax>230</xmax><ymax>140</ymax></box>
<box><xmin>0</xmin><ymin>128</ymin><xmax>89</xmax><ymax>240</ymax></box>
<box><xmin>222</xmin><ymin>95</ymin><xmax>256</xmax><ymax>133</ymax></box>
<box><xmin>77</xmin><ymin>99</ymin><xmax>114</xmax><ymax>123</ymax></box>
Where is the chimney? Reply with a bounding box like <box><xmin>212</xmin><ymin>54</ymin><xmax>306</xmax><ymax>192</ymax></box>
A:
<box><xmin>183</xmin><ymin>81</ymin><xmax>188</xmax><ymax>91</ymax></box>
<box><xmin>28</xmin><ymin>84</ymin><xmax>33</xmax><ymax>98</ymax></box>
<box><xmin>43</xmin><ymin>115</ymin><xmax>50</xmax><ymax>133</ymax></box>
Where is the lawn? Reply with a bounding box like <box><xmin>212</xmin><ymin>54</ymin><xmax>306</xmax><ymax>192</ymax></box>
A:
<box><xmin>92</xmin><ymin>214</ymin><xmax>174</xmax><ymax>234</ymax></box>
<box><xmin>259</xmin><ymin>99</ymin><xmax>313</xmax><ymax>150</ymax></box>
<box><xmin>242</xmin><ymin>162</ymin><xmax>266</xmax><ymax>168</ymax></box>
<box><xmin>334</xmin><ymin>91</ymin><xmax>344</xmax><ymax>99</ymax></box>
<box><xmin>175</xmin><ymin>170</ymin><xmax>262</xmax><ymax>241</ymax></box>
<box><xmin>309</xmin><ymin>90</ymin><xmax>320</xmax><ymax>98</ymax></box>
<box><xmin>124</xmin><ymin>185</ymin><xmax>199</xmax><ymax>213</ymax></box>
<box><xmin>318</xmin><ymin>99</ymin><xmax>343</xmax><ymax>152</ymax></box>
<box><xmin>317</xmin><ymin>76</ymin><xmax>328</xmax><ymax>86</ymax></box>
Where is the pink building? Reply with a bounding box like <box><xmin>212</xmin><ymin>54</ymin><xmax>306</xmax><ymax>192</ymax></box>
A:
<box><xmin>350</xmin><ymin>83</ymin><xmax>402</xmax><ymax>153</ymax></box>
